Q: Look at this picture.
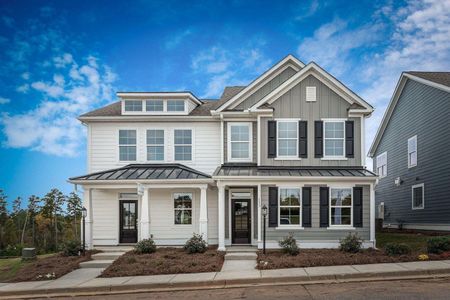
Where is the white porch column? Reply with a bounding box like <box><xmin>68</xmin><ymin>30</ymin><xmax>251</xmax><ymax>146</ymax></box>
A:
<box><xmin>140</xmin><ymin>188</ymin><xmax>150</xmax><ymax>240</ymax></box>
<box><xmin>199</xmin><ymin>185</ymin><xmax>208</xmax><ymax>243</ymax></box>
<box><xmin>83</xmin><ymin>188</ymin><xmax>93</xmax><ymax>250</ymax></box>
<box><xmin>370</xmin><ymin>183</ymin><xmax>376</xmax><ymax>247</ymax></box>
<box><xmin>218</xmin><ymin>184</ymin><xmax>226</xmax><ymax>251</ymax></box>
<box><xmin>257</xmin><ymin>184</ymin><xmax>262</xmax><ymax>243</ymax></box>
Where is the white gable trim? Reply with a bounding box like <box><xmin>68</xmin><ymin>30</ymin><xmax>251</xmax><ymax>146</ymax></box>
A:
<box><xmin>404</xmin><ymin>73</ymin><xmax>450</xmax><ymax>94</ymax></box>
<box><xmin>248</xmin><ymin>62</ymin><xmax>373</xmax><ymax>113</ymax></box>
<box><xmin>213</xmin><ymin>55</ymin><xmax>305</xmax><ymax>113</ymax></box>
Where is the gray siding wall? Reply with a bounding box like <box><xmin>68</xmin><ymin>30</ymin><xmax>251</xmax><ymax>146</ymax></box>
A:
<box><xmin>260</xmin><ymin>75</ymin><xmax>362</xmax><ymax>166</ymax></box>
<box><xmin>261</xmin><ymin>185</ymin><xmax>370</xmax><ymax>241</ymax></box>
<box><xmin>373</xmin><ymin>80</ymin><xmax>450</xmax><ymax>225</ymax></box>
<box><xmin>224</xmin><ymin>121</ymin><xmax>257</xmax><ymax>164</ymax></box>
<box><xmin>234</xmin><ymin>66</ymin><xmax>297</xmax><ymax>110</ymax></box>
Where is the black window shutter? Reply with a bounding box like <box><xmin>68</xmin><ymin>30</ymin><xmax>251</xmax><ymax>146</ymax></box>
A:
<box><xmin>320</xmin><ymin>187</ymin><xmax>329</xmax><ymax>227</ymax></box>
<box><xmin>299</xmin><ymin>121</ymin><xmax>307</xmax><ymax>158</ymax></box>
<box><xmin>314</xmin><ymin>121</ymin><xmax>323</xmax><ymax>158</ymax></box>
<box><xmin>353</xmin><ymin>187</ymin><xmax>363</xmax><ymax>227</ymax></box>
<box><xmin>345</xmin><ymin>121</ymin><xmax>354</xmax><ymax>158</ymax></box>
<box><xmin>268</xmin><ymin>187</ymin><xmax>278</xmax><ymax>227</ymax></box>
<box><xmin>302</xmin><ymin>187</ymin><xmax>312</xmax><ymax>227</ymax></box>
<box><xmin>268</xmin><ymin>121</ymin><xmax>277</xmax><ymax>158</ymax></box>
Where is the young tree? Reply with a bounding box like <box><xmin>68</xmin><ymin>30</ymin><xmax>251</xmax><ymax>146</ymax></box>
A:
<box><xmin>41</xmin><ymin>189</ymin><xmax>66</xmax><ymax>250</ymax></box>
<box><xmin>12</xmin><ymin>197</ymin><xmax>22</xmax><ymax>243</ymax></box>
<box><xmin>0</xmin><ymin>190</ymin><xmax>8</xmax><ymax>249</ymax></box>
<box><xmin>22</xmin><ymin>195</ymin><xmax>40</xmax><ymax>245</ymax></box>
<box><xmin>67</xmin><ymin>192</ymin><xmax>82</xmax><ymax>239</ymax></box>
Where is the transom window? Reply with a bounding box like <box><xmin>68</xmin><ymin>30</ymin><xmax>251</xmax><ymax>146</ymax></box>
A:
<box><xmin>167</xmin><ymin>100</ymin><xmax>185</xmax><ymax>112</ymax></box>
<box><xmin>279</xmin><ymin>188</ymin><xmax>301</xmax><ymax>226</ymax></box>
<box><xmin>124</xmin><ymin>100</ymin><xmax>142</xmax><ymax>112</ymax></box>
<box><xmin>174</xmin><ymin>129</ymin><xmax>192</xmax><ymax>161</ymax></box>
<box><xmin>412</xmin><ymin>184</ymin><xmax>424</xmax><ymax>209</ymax></box>
<box><xmin>228</xmin><ymin>123</ymin><xmax>252</xmax><ymax>161</ymax></box>
<box><xmin>330</xmin><ymin>188</ymin><xmax>352</xmax><ymax>226</ymax></box>
<box><xmin>408</xmin><ymin>135</ymin><xmax>417</xmax><ymax>168</ymax></box>
<box><xmin>277</xmin><ymin>121</ymin><xmax>298</xmax><ymax>157</ymax></box>
<box><xmin>174</xmin><ymin>193</ymin><xmax>192</xmax><ymax>225</ymax></box>
<box><xmin>376</xmin><ymin>152</ymin><xmax>387</xmax><ymax>178</ymax></box>
<box><xmin>146</xmin><ymin>100</ymin><xmax>164</xmax><ymax>112</ymax></box>
<box><xmin>119</xmin><ymin>130</ymin><xmax>137</xmax><ymax>161</ymax></box>
<box><xmin>324</xmin><ymin>121</ymin><xmax>345</xmax><ymax>157</ymax></box>
<box><xmin>147</xmin><ymin>130</ymin><xmax>164</xmax><ymax>161</ymax></box>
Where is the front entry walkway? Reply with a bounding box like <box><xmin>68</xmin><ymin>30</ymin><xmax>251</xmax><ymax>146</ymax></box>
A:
<box><xmin>220</xmin><ymin>246</ymin><xmax>257</xmax><ymax>275</ymax></box>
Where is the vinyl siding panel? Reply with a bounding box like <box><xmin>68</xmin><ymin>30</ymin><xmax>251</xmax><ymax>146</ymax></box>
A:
<box><xmin>373</xmin><ymin>80</ymin><xmax>450</xmax><ymax>226</ymax></box>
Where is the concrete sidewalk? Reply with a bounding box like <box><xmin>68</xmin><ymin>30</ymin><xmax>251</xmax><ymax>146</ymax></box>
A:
<box><xmin>1</xmin><ymin>260</ymin><xmax>450</xmax><ymax>298</ymax></box>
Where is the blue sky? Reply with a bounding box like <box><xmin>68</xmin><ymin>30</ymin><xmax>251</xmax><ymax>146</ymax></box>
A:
<box><xmin>1</xmin><ymin>0</ymin><xmax>449</xmax><ymax>207</ymax></box>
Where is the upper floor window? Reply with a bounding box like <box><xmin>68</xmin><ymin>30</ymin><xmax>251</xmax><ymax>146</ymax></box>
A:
<box><xmin>146</xmin><ymin>100</ymin><xmax>164</xmax><ymax>112</ymax></box>
<box><xmin>167</xmin><ymin>100</ymin><xmax>185</xmax><ymax>112</ymax></box>
<box><xmin>124</xmin><ymin>100</ymin><xmax>142</xmax><ymax>112</ymax></box>
<box><xmin>408</xmin><ymin>135</ymin><xmax>417</xmax><ymax>168</ymax></box>
<box><xmin>277</xmin><ymin>121</ymin><xmax>298</xmax><ymax>157</ymax></box>
<box><xmin>412</xmin><ymin>183</ymin><xmax>424</xmax><ymax>210</ymax></box>
<box><xmin>174</xmin><ymin>129</ymin><xmax>192</xmax><ymax>161</ymax></box>
<box><xmin>376</xmin><ymin>152</ymin><xmax>387</xmax><ymax>178</ymax></box>
<box><xmin>147</xmin><ymin>129</ymin><xmax>164</xmax><ymax>161</ymax></box>
<box><xmin>174</xmin><ymin>193</ymin><xmax>192</xmax><ymax>225</ymax></box>
<box><xmin>279</xmin><ymin>188</ymin><xmax>301</xmax><ymax>226</ymax></box>
<box><xmin>330</xmin><ymin>188</ymin><xmax>352</xmax><ymax>226</ymax></box>
<box><xmin>324</xmin><ymin>121</ymin><xmax>344</xmax><ymax>158</ymax></box>
<box><xmin>119</xmin><ymin>130</ymin><xmax>136</xmax><ymax>161</ymax></box>
<box><xmin>306</xmin><ymin>86</ymin><xmax>316</xmax><ymax>102</ymax></box>
<box><xmin>228</xmin><ymin>123</ymin><xmax>252</xmax><ymax>162</ymax></box>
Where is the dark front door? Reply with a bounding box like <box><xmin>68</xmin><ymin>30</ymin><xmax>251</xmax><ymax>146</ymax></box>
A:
<box><xmin>232</xmin><ymin>199</ymin><xmax>251</xmax><ymax>244</ymax></box>
<box><xmin>119</xmin><ymin>200</ymin><xmax>138</xmax><ymax>243</ymax></box>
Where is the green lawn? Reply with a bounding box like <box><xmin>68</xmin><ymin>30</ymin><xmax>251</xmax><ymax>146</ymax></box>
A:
<box><xmin>0</xmin><ymin>253</ymin><xmax>56</xmax><ymax>282</ymax></box>
<box><xmin>376</xmin><ymin>232</ymin><xmax>450</xmax><ymax>252</ymax></box>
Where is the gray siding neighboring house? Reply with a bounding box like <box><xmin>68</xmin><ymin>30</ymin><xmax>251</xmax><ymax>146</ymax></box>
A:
<box><xmin>369</xmin><ymin>72</ymin><xmax>450</xmax><ymax>231</ymax></box>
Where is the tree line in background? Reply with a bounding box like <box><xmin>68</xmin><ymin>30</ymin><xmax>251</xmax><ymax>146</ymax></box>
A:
<box><xmin>0</xmin><ymin>188</ymin><xmax>82</xmax><ymax>256</ymax></box>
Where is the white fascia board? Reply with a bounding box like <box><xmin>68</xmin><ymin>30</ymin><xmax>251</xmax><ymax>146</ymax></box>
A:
<box><xmin>214</xmin><ymin>55</ymin><xmax>305</xmax><ymax>113</ymax></box>
<box><xmin>117</xmin><ymin>92</ymin><xmax>202</xmax><ymax>105</ymax></box>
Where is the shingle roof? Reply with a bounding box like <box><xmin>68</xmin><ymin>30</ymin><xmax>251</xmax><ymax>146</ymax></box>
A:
<box><xmin>406</xmin><ymin>72</ymin><xmax>450</xmax><ymax>88</ymax></box>
<box><xmin>69</xmin><ymin>164</ymin><xmax>211</xmax><ymax>181</ymax></box>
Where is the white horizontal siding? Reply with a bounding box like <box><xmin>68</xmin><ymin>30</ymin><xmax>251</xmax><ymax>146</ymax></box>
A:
<box><xmin>88</xmin><ymin>121</ymin><xmax>221</xmax><ymax>174</ymax></box>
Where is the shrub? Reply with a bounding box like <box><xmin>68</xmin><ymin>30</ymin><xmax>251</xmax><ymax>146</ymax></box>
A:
<box><xmin>0</xmin><ymin>244</ymin><xmax>23</xmax><ymax>257</ymax></box>
<box><xmin>278</xmin><ymin>234</ymin><xmax>299</xmax><ymax>256</ymax></box>
<box><xmin>184</xmin><ymin>233</ymin><xmax>207</xmax><ymax>254</ymax></box>
<box><xmin>384</xmin><ymin>243</ymin><xmax>412</xmax><ymax>256</ymax></box>
<box><xmin>135</xmin><ymin>238</ymin><xmax>157</xmax><ymax>254</ymax></box>
<box><xmin>62</xmin><ymin>240</ymin><xmax>82</xmax><ymax>256</ymax></box>
<box><xmin>427</xmin><ymin>237</ymin><xmax>450</xmax><ymax>254</ymax></box>
<box><xmin>339</xmin><ymin>233</ymin><xmax>362</xmax><ymax>253</ymax></box>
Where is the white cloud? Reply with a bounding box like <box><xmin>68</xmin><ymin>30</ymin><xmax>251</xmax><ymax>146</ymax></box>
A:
<box><xmin>54</xmin><ymin>53</ymin><xmax>74</xmax><ymax>68</ymax></box>
<box><xmin>16</xmin><ymin>84</ymin><xmax>30</xmax><ymax>93</ymax></box>
<box><xmin>21</xmin><ymin>72</ymin><xmax>30</xmax><ymax>80</ymax></box>
<box><xmin>0</xmin><ymin>97</ymin><xmax>10</xmax><ymax>105</ymax></box>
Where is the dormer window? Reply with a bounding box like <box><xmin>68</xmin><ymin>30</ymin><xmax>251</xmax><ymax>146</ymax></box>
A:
<box><xmin>124</xmin><ymin>100</ymin><xmax>143</xmax><ymax>112</ymax></box>
<box><xmin>167</xmin><ymin>100</ymin><xmax>185</xmax><ymax>112</ymax></box>
<box><xmin>146</xmin><ymin>100</ymin><xmax>164</xmax><ymax>112</ymax></box>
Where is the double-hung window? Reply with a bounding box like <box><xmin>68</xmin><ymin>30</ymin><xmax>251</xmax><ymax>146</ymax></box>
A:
<box><xmin>146</xmin><ymin>100</ymin><xmax>164</xmax><ymax>112</ymax></box>
<box><xmin>228</xmin><ymin>123</ymin><xmax>252</xmax><ymax>162</ymax></box>
<box><xmin>408</xmin><ymin>135</ymin><xmax>417</xmax><ymax>168</ymax></box>
<box><xmin>324</xmin><ymin>121</ymin><xmax>345</xmax><ymax>158</ymax></box>
<box><xmin>147</xmin><ymin>129</ymin><xmax>164</xmax><ymax>161</ymax></box>
<box><xmin>376</xmin><ymin>152</ymin><xmax>387</xmax><ymax>178</ymax></box>
<box><xmin>174</xmin><ymin>193</ymin><xmax>192</xmax><ymax>225</ymax></box>
<box><xmin>174</xmin><ymin>129</ymin><xmax>192</xmax><ymax>161</ymax></box>
<box><xmin>124</xmin><ymin>100</ymin><xmax>142</xmax><ymax>112</ymax></box>
<box><xmin>412</xmin><ymin>184</ymin><xmax>424</xmax><ymax>209</ymax></box>
<box><xmin>330</xmin><ymin>188</ymin><xmax>352</xmax><ymax>226</ymax></box>
<box><xmin>119</xmin><ymin>130</ymin><xmax>137</xmax><ymax>161</ymax></box>
<box><xmin>167</xmin><ymin>100</ymin><xmax>185</xmax><ymax>112</ymax></box>
<box><xmin>277</xmin><ymin>120</ymin><xmax>298</xmax><ymax>157</ymax></box>
<box><xmin>279</xmin><ymin>188</ymin><xmax>301</xmax><ymax>226</ymax></box>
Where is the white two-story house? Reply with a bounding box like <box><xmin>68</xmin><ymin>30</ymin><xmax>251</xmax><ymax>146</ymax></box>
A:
<box><xmin>69</xmin><ymin>55</ymin><xmax>377</xmax><ymax>250</ymax></box>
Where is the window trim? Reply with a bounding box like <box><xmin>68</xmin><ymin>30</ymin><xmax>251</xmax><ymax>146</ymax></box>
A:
<box><xmin>411</xmin><ymin>183</ymin><xmax>425</xmax><ymax>210</ymax></box>
<box><xmin>408</xmin><ymin>135</ymin><xmax>417</xmax><ymax>168</ymax></box>
<box><xmin>276</xmin><ymin>118</ymin><xmax>301</xmax><ymax>159</ymax></box>
<box><xmin>322</xmin><ymin>119</ymin><xmax>346</xmax><ymax>159</ymax></box>
<box><xmin>146</xmin><ymin>129</ymin><xmax>165</xmax><ymax>162</ymax></box>
<box><xmin>277</xmin><ymin>187</ymin><xmax>303</xmax><ymax>228</ymax></box>
<box><xmin>306</xmin><ymin>86</ymin><xmax>317</xmax><ymax>102</ymax></box>
<box><xmin>227</xmin><ymin>122</ymin><xmax>253</xmax><ymax>162</ymax></box>
<box><xmin>173</xmin><ymin>128</ymin><xmax>194</xmax><ymax>162</ymax></box>
<box><xmin>173</xmin><ymin>192</ymin><xmax>193</xmax><ymax>226</ymax></box>
<box><xmin>376</xmin><ymin>151</ymin><xmax>388</xmax><ymax>178</ymax></box>
<box><xmin>118</xmin><ymin>129</ymin><xmax>138</xmax><ymax>162</ymax></box>
<box><xmin>328</xmin><ymin>186</ymin><xmax>354</xmax><ymax>228</ymax></box>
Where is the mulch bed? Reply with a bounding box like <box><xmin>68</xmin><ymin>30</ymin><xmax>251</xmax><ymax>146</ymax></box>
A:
<box><xmin>257</xmin><ymin>249</ymin><xmax>450</xmax><ymax>270</ymax></box>
<box><xmin>100</xmin><ymin>247</ymin><xmax>225</xmax><ymax>277</ymax></box>
<box><xmin>6</xmin><ymin>251</ymin><xmax>97</xmax><ymax>282</ymax></box>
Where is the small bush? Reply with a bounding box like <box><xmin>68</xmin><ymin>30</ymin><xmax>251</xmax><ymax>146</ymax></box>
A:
<box><xmin>427</xmin><ymin>237</ymin><xmax>450</xmax><ymax>254</ymax></box>
<box><xmin>0</xmin><ymin>244</ymin><xmax>23</xmax><ymax>257</ymax></box>
<box><xmin>384</xmin><ymin>243</ymin><xmax>412</xmax><ymax>256</ymax></box>
<box><xmin>62</xmin><ymin>240</ymin><xmax>82</xmax><ymax>256</ymax></box>
<box><xmin>135</xmin><ymin>238</ymin><xmax>157</xmax><ymax>254</ymax></box>
<box><xmin>339</xmin><ymin>233</ymin><xmax>362</xmax><ymax>253</ymax></box>
<box><xmin>184</xmin><ymin>233</ymin><xmax>207</xmax><ymax>254</ymax></box>
<box><xmin>278</xmin><ymin>234</ymin><xmax>299</xmax><ymax>256</ymax></box>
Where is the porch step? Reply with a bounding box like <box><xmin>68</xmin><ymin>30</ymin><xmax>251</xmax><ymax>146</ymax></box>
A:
<box><xmin>226</xmin><ymin>246</ymin><xmax>257</xmax><ymax>253</ymax></box>
<box><xmin>94</xmin><ymin>246</ymin><xmax>133</xmax><ymax>252</ymax></box>
<box><xmin>224</xmin><ymin>252</ymin><xmax>257</xmax><ymax>261</ymax></box>
<box><xmin>80</xmin><ymin>259</ymin><xmax>114</xmax><ymax>268</ymax></box>
<box><xmin>92</xmin><ymin>252</ymin><xmax>125</xmax><ymax>260</ymax></box>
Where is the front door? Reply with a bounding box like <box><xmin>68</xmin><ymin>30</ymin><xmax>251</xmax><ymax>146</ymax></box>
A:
<box><xmin>119</xmin><ymin>200</ymin><xmax>138</xmax><ymax>243</ymax></box>
<box><xmin>232</xmin><ymin>199</ymin><xmax>251</xmax><ymax>244</ymax></box>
